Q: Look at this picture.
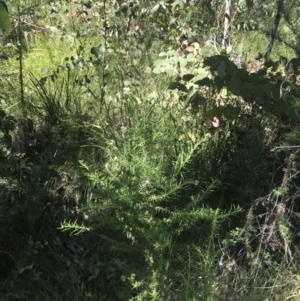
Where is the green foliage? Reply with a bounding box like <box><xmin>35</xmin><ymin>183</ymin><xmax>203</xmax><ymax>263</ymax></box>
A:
<box><xmin>0</xmin><ymin>1</ymin><xmax>11</xmax><ymax>33</ymax></box>
<box><xmin>0</xmin><ymin>108</ymin><xmax>16</xmax><ymax>154</ymax></box>
<box><xmin>1</xmin><ymin>0</ymin><xmax>300</xmax><ymax>301</ymax></box>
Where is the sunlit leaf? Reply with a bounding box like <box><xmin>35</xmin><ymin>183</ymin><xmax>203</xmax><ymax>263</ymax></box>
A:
<box><xmin>57</xmin><ymin>65</ymin><xmax>65</xmax><ymax>73</ymax></box>
<box><xmin>178</xmin><ymin>57</ymin><xmax>187</xmax><ymax>67</ymax></box>
<box><xmin>201</xmin><ymin>45</ymin><xmax>212</xmax><ymax>57</ymax></box>
<box><xmin>152</xmin><ymin>3</ymin><xmax>160</xmax><ymax>12</ymax></box>
<box><xmin>99</xmin><ymin>43</ymin><xmax>106</xmax><ymax>53</ymax></box>
<box><xmin>165</xmin><ymin>67</ymin><xmax>175</xmax><ymax>75</ymax></box>
<box><xmin>186</xmin><ymin>53</ymin><xmax>194</xmax><ymax>62</ymax></box>
<box><xmin>194</xmin><ymin>68</ymin><xmax>207</xmax><ymax>80</ymax></box>
<box><xmin>158</xmin><ymin>52</ymin><xmax>167</xmax><ymax>57</ymax></box>
<box><xmin>187</xmin><ymin>131</ymin><xmax>197</xmax><ymax>142</ymax></box>
<box><xmin>153</xmin><ymin>66</ymin><xmax>163</xmax><ymax>74</ymax></box>
<box><xmin>153</xmin><ymin>59</ymin><xmax>164</xmax><ymax>67</ymax></box>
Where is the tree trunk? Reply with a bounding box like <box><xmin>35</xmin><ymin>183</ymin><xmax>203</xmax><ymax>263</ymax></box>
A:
<box><xmin>222</xmin><ymin>0</ymin><xmax>233</xmax><ymax>48</ymax></box>
<box><xmin>264</xmin><ymin>0</ymin><xmax>284</xmax><ymax>60</ymax></box>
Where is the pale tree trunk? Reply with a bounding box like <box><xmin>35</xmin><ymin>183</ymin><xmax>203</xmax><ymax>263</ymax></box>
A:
<box><xmin>264</xmin><ymin>0</ymin><xmax>284</xmax><ymax>60</ymax></box>
<box><xmin>222</xmin><ymin>0</ymin><xmax>233</xmax><ymax>48</ymax></box>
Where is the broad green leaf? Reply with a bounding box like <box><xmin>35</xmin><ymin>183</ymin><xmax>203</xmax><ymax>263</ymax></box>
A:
<box><xmin>180</xmin><ymin>66</ymin><xmax>187</xmax><ymax>74</ymax></box>
<box><xmin>203</xmin><ymin>107</ymin><xmax>223</xmax><ymax>119</ymax></box>
<box><xmin>158</xmin><ymin>52</ymin><xmax>167</xmax><ymax>57</ymax></box>
<box><xmin>264</xmin><ymin>60</ymin><xmax>274</xmax><ymax>68</ymax></box>
<box><xmin>193</xmin><ymin>42</ymin><xmax>200</xmax><ymax>50</ymax></box>
<box><xmin>194</xmin><ymin>77</ymin><xmax>211</xmax><ymax>86</ymax></box>
<box><xmin>227</xmin><ymin>63</ymin><xmax>238</xmax><ymax>78</ymax></box>
<box><xmin>182</xmin><ymin>74</ymin><xmax>195</xmax><ymax>81</ymax></box>
<box><xmin>99</xmin><ymin>43</ymin><xmax>106</xmax><ymax>53</ymax></box>
<box><xmin>179</xmin><ymin>57</ymin><xmax>187</xmax><ymax>67</ymax></box>
<box><xmin>220</xmin><ymin>87</ymin><xmax>228</xmax><ymax>98</ymax></box>
<box><xmin>6</xmin><ymin>116</ymin><xmax>17</xmax><ymax>130</ymax></box>
<box><xmin>225</xmin><ymin>78</ymin><xmax>241</xmax><ymax>94</ymax></box>
<box><xmin>192</xmin><ymin>94</ymin><xmax>206</xmax><ymax>105</ymax></box>
<box><xmin>262</xmin><ymin>83</ymin><xmax>275</xmax><ymax>95</ymax></box>
<box><xmin>90</xmin><ymin>46</ymin><xmax>100</xmax><ymax>56</ymax></box>
<box><xmin>168</xmin><ymin>82</ymin><xmax>188</xmax><ymax>93</ymax></box>
<box><xmin>170</xmin><ymin>56</ymin><xmax>179</xmax><ymax>65</ymax></box>
<box><xmin>201</xmin><ymin>45</ymin><xmax>212</xmax><ymax>57</ymax></box>
<box><xmin>238</xmin><ymin>69</ymin><xmax>249</xmax><ymax>82</ymax></box>
<box><xmin>153</xmin><ymin>66</ymin><xmax>163</xmax><ymax>74</ymax></box>
<box><xmin>153</xmin><ymin>59</ymin><xmax>164</xmax><ymax>67</ymax></box>
<box><xmin>57</xmin><ymin>65</ymin><xmax>65</xmax><ymax>73</ymax></box>
<box><xmin>249</xmin><ymin>73</ymin><xmax>262</xmax><ymax>83</ymax></box>
<box><xmin>217</xmin><ymin>61</ymin><xmax>226</xmax><ymax>79</ymax></box>
<box><xmin>165</xmin><ymin>67</ymin><xmax>176</xmax><ymax>76</ymax></box>
<box><xmin>51</xmin><ymin>74</ymin><xmax>57</xmax><ymax>82</ymax></box>
<box><xmin>41</xmin><ymin>66</ymin><xmax>48</xmax><ymax>74</ymax></box>
<box><xmin>240</xmin><ymin>82</ymin><xmax>255</xmax><ymax>94</ymax></box>
<box><xmin>204</xmin><ymin>55</ymin><xmax>230</xmax><ymax>69</ymax></box>
<box><xmin>194</xmin><ymin>68</ymin><xmax>207</xmax><ymax>79</ymax></box>
<box><xmin>223</xmin><ymin>104</ymin><xmax>240</xmax><ymax>120</ymax></box>
<box><xmin>186</xmin><ymin>53</ymin><xmax>194</xmax><ymax>62</ymax></box>
<box><xmin>167</xmin><ymin>50</ymin><xmax>178</xmax><ymax>56</ymax></box>
<box><xmin>0</xmin><ymin>1</ymin><xmax>8</xmax><ymax>12</ymax></box>
<box><xmin>0</xmin><ymin>109</ymin><xmax>6</xmax><ymax>119</ymax></box>
<box><xmin>152</xmin><ymin>3</ymin><xmax>160</xmax><ymax>12</ymax></box>
<box><xmin>0</xmin><ymin>2</ymin><xmax>11</xmax><ymax>33</ymax></box>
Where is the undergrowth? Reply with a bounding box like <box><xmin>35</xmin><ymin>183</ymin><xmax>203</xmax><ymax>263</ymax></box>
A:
<box><xmin>1</xmin><ymin>0</ymin><xmax>300</xmax><ymax>301</ymax></box>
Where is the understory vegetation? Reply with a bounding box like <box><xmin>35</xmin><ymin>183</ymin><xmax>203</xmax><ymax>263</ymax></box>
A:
<box><xmin>1</xmin><ymin>0</ymin><xmax>300</xmax><ymax>300</ymax></box>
